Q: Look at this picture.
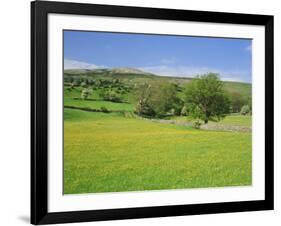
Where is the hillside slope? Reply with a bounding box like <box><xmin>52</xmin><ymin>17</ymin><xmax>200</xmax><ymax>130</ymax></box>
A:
<box><xmin>64</xmin><ymin>68</ymin><xmax>251</xmax><ymax>98</ymax></box>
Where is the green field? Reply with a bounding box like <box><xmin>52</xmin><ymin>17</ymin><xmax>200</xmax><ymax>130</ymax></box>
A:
<box><xmin>64</xmin><ymin>109</ymin><xmax>251</xmax><ymax>194</ymax></box>
<box><xmin>171</xmin><ymin>114</ymin><xmax>251</xmax><ymax>127</ymax></box>
<box><xmin>63</xmin><ymin>69</ymin><xmax>252</xmax><ymax>194</ymax></box>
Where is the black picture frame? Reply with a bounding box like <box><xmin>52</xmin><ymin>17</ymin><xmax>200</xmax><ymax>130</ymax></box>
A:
<box><xmin>31</xmin><ymin>0</ymin><xmax>274</xmax><ymax>224</ymax></box>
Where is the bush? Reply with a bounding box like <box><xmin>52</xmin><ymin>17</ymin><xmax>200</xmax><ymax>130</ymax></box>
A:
<box><xmin>100</xmin><ymin>106</ymin><xmax>109</xmax><ymax>113</ymax></box>
<box><xmin>240</xmin><ymin>105</ymin><xmax>251</xmax><ymax>115</ymax></box>
<box><xmin>100</xmin><ymin>90</ymin><xmax>122</xmax><ymax>102</ymax></box>
<box><xmin>80</xmin><ymin>82</ymin><xmax>88</xmax><ymax>88</ymax></box>
<box><xmin>73</xmin><ymin>80</ymin><xmax>81</xmax><ymax>86</ymax></box>
<box><xmin>135</xmin><ymin>100</ymin><xmax>155</xmax><ymax>117</ymax></box>
<box><xmin>81</xmin><ymin>88</ymin><xmax>91</xmax><ymax>100</ymax></box>
<box><xmin>194</xmin><ymin>120</ymin><xmax>202</xmax><ymax>129</ymax></box>
<box><xmin>135</xmin><ymin>82</ymin><xmax>182</xmax><ymax>118</ymax></box>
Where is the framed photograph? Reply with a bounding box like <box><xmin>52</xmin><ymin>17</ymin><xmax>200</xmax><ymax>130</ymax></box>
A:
<box><xmin>31</xmin><ymin>0</ymin><xmax>274</xmax><ymax>224</ymax></box>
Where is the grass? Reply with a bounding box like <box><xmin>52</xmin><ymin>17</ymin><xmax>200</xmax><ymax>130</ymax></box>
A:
<box><xmin>64</xmin><ymin>108</ymin><xmax>252</xmax><ymax>194</ymax></box>
<box><xmin>64</xmin><ymin>98</ymin><xmax>134</xmax><ymax>112</ymax></box>
<box><xmin>64</xmin><ymin>88</ymin><xmax>135</xmax><ymax>111</ymax></box>
<box><xmin>209</xmin><ymin>114</ymin><xmax>252</xmax><ymax>127</ymax></box>
<box><xmin>171</xmin><ymin>114</ymin><xmax>252</xmax><ymax>127</ymax></box>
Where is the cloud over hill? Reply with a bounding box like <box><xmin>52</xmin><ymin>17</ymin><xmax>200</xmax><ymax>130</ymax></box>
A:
<box><xmin>64</xmin><ymin>59</ymin><xmax>105</xmax><ymax>70</ymax></box>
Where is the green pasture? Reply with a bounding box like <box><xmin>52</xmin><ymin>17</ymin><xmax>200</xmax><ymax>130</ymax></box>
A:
<box><xmin>209</xmin><ymin>114</ymin><xmax>252</xmax><ymax>127</ymax></box>
<box><xmin>64</xmin><ymin>98</ymin><xmax>134</xmax><ymax>112</ymax></box>
<box><xmin>64</xmin><ymin>108</ymin><xmax>252</xmax><ymax>194</ymax></box>
<box><xmin>64</xmin><ymin>87</ymin><xmax>134</xmax><ymax>111</ymax></box>
<box><xmin>171</xmin><ymin>114</ymin><xmax>252</xmax><ymax>127</ymax></box>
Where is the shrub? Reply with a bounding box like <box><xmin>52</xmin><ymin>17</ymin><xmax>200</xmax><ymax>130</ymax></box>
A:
<box><xmin>135</xmin><ymin>100</ymin><xmax>155</xmax><ymax>117</ymax></box>
<box><xmin>100</xmin><ymin>106</ymin><xmax>109</xmax><ymax>113</ymax></box>
<box><xmin>73</xmin><ymin>80</ymin><xmax>81</xmax><ymax>86</ymax></box>
<box><xmin>80</xmin><ymin>82</ymin><xmax>88</xmax><ymax>88</ymax></box>
<box><xmin>100</xmin><ymin>90</ymin><xmax>122</xmax><ymax>102</ymax></box>
<box><xmin>81</xmin><ymin>88</ymin><xmax>91</xmax><ymax>100</ymax></box>
<box><xmin>194</xmin><ymin>120</ymin><xmax>202</xmax><ymax>129</ymax></box>
<box><xmin>135</xmin><ymin>82</ymin><xmax>182</xmax><ymax>118</ymax></box>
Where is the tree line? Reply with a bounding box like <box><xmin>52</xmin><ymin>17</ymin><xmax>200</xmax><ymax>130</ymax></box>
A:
<box><xmin>65</xmin><ymin>73</ymin><xmax>252</xmax><ymax>124</ymax></box>
<box><xmin>134</xmin><ymin>73</ymin><xmax>252</xmax><ymax>124</ymax></box>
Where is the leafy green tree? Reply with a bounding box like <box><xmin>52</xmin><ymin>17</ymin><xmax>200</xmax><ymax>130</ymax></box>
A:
<box><xmin>81</xmin><ymin>88</ymin><xmax>91</xmax><ymax>100</ymax></box>
<box><xmin>100</xmin><ymin>90</ymin><xmax>122</xmax><ymax>102</ymax></box>
<box><xmin>185</xmin><ymin>73</ymin><xmax>230</xmax><ymax>124</ymax></box>
<box><xmin>135</xmin><ymin>82</ymin><xmax>182</xmax><ymax>118</ymax></box>
<box><xmin>156</xmin><ymin>83</ymin><xmax>182</xmax><ymax>116</ymax></box>
<box><xmin>135</xmin><ymin>83</ymin><xmax>155</xmax><ymax>117</ymax></box>
<box><xmin>228</xmin><ymin>91</ymin><xmax>247</xmax><ymax>113</ymax></box>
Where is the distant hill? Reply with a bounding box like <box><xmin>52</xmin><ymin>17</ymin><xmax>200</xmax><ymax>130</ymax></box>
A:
<box><xmin>64</xmin><ymin>68</ymin><xmax>251</xmax><ymax>98</ymax></box>
<box><xmin>64</xmin><ymin>68</ymin><xmax>157</xmax><ymax>80</ymax></box>
<box><xmin>110</xmin><ymin>67</ymin><xmax>153</xmax><ymax>75</ymax></box>
<box><xmin>64</xmin><ymin>67</ymin><xmax>192</xmax><ymax>81</ymax></box>
<box><xmin>64</xmin><ymin>67</ymin><xmax>152</xmax><ymax>75</ymax></box>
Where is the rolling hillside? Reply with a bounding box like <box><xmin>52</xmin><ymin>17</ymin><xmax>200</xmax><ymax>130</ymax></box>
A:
<box><xmin>64</xmin><ymin>68</ymin><xmax>251</xmax><ymax>98</ymax></box>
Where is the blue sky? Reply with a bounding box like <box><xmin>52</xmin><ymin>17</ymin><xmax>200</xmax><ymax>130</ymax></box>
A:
<box><xmin>64</xmin><ymin>30</ymin><xmax>252</xmax><ymax>83</ymax></box>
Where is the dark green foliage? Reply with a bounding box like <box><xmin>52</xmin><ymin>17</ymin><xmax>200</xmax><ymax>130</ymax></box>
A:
<box><xmin>135</xmin><ymin>101</ymin><xmax>156</xmax><ymax>117</ymax></box>
<box><xmin>99</xmin><ymin>90</ymin><xmax>122</xmax><ymax>103</ymax></box>
<box><xmin>95</xmin><ymin>79</ymin><xmax>101</xmax><ymax>87</ymax></box>
<box><xmin>80</xmin><ymin>81</ymin><xmax>88</xmax><ymax>88</ymax></box>
<box><xmin>246</xmin><ymin>96</ymin><xmax>252</xmax><ymax>113</ymax></box>
<box><xmin>135</xmin><ymin>82</ymin><xmax>183</xmax><ymax>118</ymax></box>
<box><xmin>185</xmin><ymin>73</ymin><xmax>230</xmax><ymax>124</ymax></box>
<box><xmin>100</xmin><ymin>106</ymin><xmax>109</xmax><ymax>113</ymax></box>
<box><xmin>64</xmin><ymin>76</ymin><xmax>74</xmax><ymax>84</ymax></box>
<box><xmin>73</xmin><ymin>81</ymin><xmax>80</xmax><ymax>87</ymax></box>
<box><xmin>228</xmin><ymin>91</ymin><xmax>248</xmax><ymax>113</ymax></box>
<box><xmin>149</xmin><ymin>83</ymin><xmax>183</xmax><ymax>117</ymax></box>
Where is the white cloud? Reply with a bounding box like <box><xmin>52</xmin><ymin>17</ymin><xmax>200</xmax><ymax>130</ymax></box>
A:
<box><xmin>138</xmin><ymin>65</ymin><xmax>250</xmax><ymax>83</ymax></box>
<box><xmin>63</xmin><ymin>58</ymin><xmax>250</xmax><ymax>83</ymax></box>
<box><xmin>64</xmin><ymin>59</ymin><xmax>106</xmax><ymax>69</ymax></box>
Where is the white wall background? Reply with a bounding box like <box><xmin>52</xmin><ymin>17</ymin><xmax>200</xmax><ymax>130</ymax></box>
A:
<box><xmin>0</xmin><ymin>0</ymin><xmax>279</xmax><ymax>225</ymax></box>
